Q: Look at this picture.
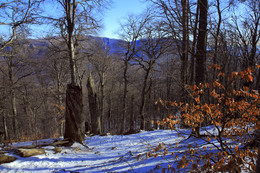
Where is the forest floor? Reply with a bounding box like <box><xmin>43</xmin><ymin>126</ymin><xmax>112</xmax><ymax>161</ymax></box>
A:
<box><xmin>0</xmin><ymin>127</ymin><xmax>246</xmax><ymax>172</ymax></box>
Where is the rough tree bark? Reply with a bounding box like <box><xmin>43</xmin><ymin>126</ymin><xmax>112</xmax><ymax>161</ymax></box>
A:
<box><xmin>64</xmin><ymin>84</ymin><xmax>85</xmax><ymax>144</ymax></box>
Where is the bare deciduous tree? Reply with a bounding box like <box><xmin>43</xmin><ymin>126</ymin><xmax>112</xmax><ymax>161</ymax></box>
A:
<box><xmin>48</xmin><ymin>0</ymin><xmax>109</xmax><ymax>144</ymax></box>
<box><xmin>0</xmin><ymin>38</ymin><xmax>35</xmax><ymax>139</ymax></box>
<box><xmin>0</xmin><ymin>0</ymin><xmax>42</xmax><ymax>50</ymax></box>
<box><xmin>136</xmin><ymin>19</ymin><xmax>171</xmax><ymax>130</ymax></box>
<box><xmin>118</xmin><ymin>13</ymin><xmax>150</xmax><ymax>134</ymax></box>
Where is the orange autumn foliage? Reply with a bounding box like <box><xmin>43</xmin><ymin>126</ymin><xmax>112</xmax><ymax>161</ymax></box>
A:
<box><xmin>149</xmin><ymin>65</ymin><xmax>260</xmax><ymax>172</ymax></box>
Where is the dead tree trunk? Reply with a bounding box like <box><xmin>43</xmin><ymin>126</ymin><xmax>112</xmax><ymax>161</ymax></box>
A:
<box><xmin>64</xmin><ymin>84</ymin><xmax>85</xmax><ymax>144</ymax></box>
<box><xmin>87</xmin><ymin>74</ymin><xmax>101</xmax><ymax>135</ymax></box>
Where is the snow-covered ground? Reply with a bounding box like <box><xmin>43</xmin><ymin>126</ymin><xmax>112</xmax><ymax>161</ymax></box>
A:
<box><xmin>0</xmin><ymin>127</ymin><xmax>247</xmax><ymax>173</ymax></box>
<box><xmin>0</xmin><ymin>130</ymin><xmax>191</xmax><ymax>173</ymax></box>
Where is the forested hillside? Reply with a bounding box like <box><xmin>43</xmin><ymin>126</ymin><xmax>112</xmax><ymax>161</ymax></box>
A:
<box><xmin>0</xmin><ymin>35</ymin><xmax>176</xmax><ymax>138</ymax></box>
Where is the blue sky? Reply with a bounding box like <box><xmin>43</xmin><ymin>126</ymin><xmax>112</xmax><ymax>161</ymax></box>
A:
<box><xmin>100</xmin><ymin>0</ymin><xmax>148</xmax><ymax>39</ymax></box>
<box><xmin>38</xmin><ymin>0</ymin><xmax>149</xmax><ymax>39</ymax></box>
<box><xmin>0</xmin><ymin>0</ymin><xmax>148</xmax><ymax>39</ymax></box>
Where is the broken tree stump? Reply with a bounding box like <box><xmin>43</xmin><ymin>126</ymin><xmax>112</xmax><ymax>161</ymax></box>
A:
<box><xmin>0</xmin><ymin>154</ymin><xmax>17</xmax><ymax>164</ymax></box>
<box><xmin>64</xmin><ymin>84</ymin><xmax>85</xmax><ymax>144</ymax></box>
<box><xmin>13</xmin><ymin>148</ymin><xmax>45</xmax><ymax>157</ymax></box>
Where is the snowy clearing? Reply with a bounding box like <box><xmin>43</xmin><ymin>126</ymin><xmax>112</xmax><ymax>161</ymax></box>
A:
<box><xmin>0</xmin><ymin>128</ymin><xmax>245</xmax><ymax>173</ymax></box>
<box><xmin>0</xmin><ymin>130</ymin><xmax>189</xmax><ymax>173</ymax></box>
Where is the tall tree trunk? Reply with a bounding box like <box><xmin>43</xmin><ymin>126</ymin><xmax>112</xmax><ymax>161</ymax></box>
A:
<box><xmin>181</xmin><ymin>0</ymin><xmax>189</xmax><ymax>103</ymax></box>
<box><xmin>8</xmin><ymin>57</ymin><xmax>18</xmax><ymax>139</ymax></box>
<box><xmin>10</xmin><ymin>88</ymin><xmax>17</xmax><ymax>139</ymax></box>
<box><xmin>249</xmin><ymin>6</ymin><xmax>259</xmax><ymax>89</ymax></box>
<box><xmin>194</xmin><ymin>0</ymin><xmax>208</xmax><ymax>137</ymax></box>
<box><xmin>3</xmin><ymin>113</ymin><xmax>8</xmax><ymax>141</ymax></box>
<box><xmin>248</xmin><ymin>10</ymin><xmax>259</xmax><ymax>68</ymax></box>
<box><xmin>63</xmin><ymin>0</ymin><xmax>85</xmax><ymax>144</ymax></box>
<box><xmin>189</xmin><ymin>0</ymin><xmax>199</xmax><ymax>86</ymax></box>
<box><xmin>213</xmin><ymin>0</ymin><xmax>222</xmax><ymax>80</ymax></box>
<box><xmin>54</xmin><ymin>60</ymin><xmax>63</xmax><ymax>106</ymax></box>
<box><xmin>140</xmin><ymin>69</ymin><xmax>151</xmax><ymax>130</ymax></box>
<box><xmin>116</xmin><ymin>83</ymin><xmax>121</xmax><ymax>134</ymax></box>
<box><xmin>67</xmin><ymin>25</ymin><xmax>77</xmax><ymax>87</ymax></box>
<box><xmin>121</xmin><ymin>60</ymin><xmax>129</xmax><ymax>134</ymax></box>
<box><xmin>66</xmin><ymin>0</ymin><xmax>77</xmax><ymax>86</ymax></box>
<box><xmin>107</xmin><ymin>93</ymin><xmax>112</xmax><ymax>133</ymax></box>
<box><xmin>64</xmin><ymin>84</ymin><xmax>84</xmax><ymax>144</ymax></box>
<box><xmin>87</xmin><ymin>74</ymin><xmax>101</xmax><ymax>135</ymax></box>
<box><xmin>129</xmin><ymin>95</ymin><xmax>135</xmax><ymax>132</ymax></box>
<box><xmin>22</xmin><ymin>92</ymin><xmax>35</xmax><ymax>137</ymax></box>
<box><xmin>99</xmin><ymin>72</ymin><xmax>105</xmax><ymax>134</ymax></box>
<box><xmin>195</xmin><ymin>0</ymin><xmax>208</xmax><ymax>85</ymax></box>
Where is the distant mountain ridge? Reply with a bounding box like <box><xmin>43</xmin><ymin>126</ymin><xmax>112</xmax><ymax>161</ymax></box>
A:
<box><xmin>26</xmin><ymin>36</ymin><xmax>126</xmax><ymax>56</ymax></box>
